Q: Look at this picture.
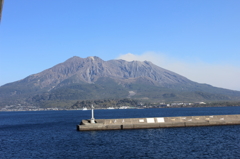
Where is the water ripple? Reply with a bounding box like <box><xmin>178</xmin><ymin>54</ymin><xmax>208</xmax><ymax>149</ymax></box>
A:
<box><xmin>1</xmin><ymin>107</ymin><xmax>240</xmax><ymax>158</ymax></box>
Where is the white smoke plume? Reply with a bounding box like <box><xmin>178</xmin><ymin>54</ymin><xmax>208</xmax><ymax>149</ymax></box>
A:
<box><xmin>117</xmin><ymin>52</ymin><xmax>240</xmax><ymax>91</ymax></box>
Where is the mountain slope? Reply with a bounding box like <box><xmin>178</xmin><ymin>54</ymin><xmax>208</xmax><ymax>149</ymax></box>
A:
<box><xmin>0</xmin><ymin>56</ymin><xmax>240</xmax><ymax>107</ymax></box>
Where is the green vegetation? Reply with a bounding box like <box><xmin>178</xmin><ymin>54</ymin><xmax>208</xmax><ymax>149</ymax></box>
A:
<box><xmin>1</xmin><ymin>80</ymin><xmax>240</xmax><ymax>108</ymax></box>
<box><xmin>1</xmin><ymin>56</ymin><xmax>240</xmax><ymax>108</ymax></box>
<box><xmin>68</xmin><ymin>99</ymin><xmax>240</xmax><ymax>109</ymax></box>
<box><xmin>199</xmin><ymin>101</ymin><xmax>240</xmax><ymax>107</ymax></box>
<box><xmin>69</xmin><ymin>98</ymin><xmax>139</xmax><ymax>109</ymax></box>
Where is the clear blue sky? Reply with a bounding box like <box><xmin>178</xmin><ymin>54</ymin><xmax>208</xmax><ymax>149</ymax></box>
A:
<box><xmin>1</xmin><ymin>0</ymin><xmax>240</xmax><ymax>90</ymax></box>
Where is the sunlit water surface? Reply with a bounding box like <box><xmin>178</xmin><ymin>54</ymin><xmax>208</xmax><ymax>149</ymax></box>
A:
<box><xmin>1</xmin><ymin>107</ymin><xmax>240</xmax><ymax>158</ymax></box>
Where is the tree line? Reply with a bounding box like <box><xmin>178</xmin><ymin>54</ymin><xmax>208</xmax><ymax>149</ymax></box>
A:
<box><xmin>69</xmin><ymin>98</ymin><xmax>140</xmax><ymax>109</ymax></box>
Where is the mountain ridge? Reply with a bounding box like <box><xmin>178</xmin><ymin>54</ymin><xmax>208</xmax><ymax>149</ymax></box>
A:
<box><xmin>0</xmin><ymin>56</ymin><xmax>239</xmax><ymax>107</ymax></box>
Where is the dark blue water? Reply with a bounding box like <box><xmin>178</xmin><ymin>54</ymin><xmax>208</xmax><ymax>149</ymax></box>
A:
<box><xmin>1</xmin><ymin>107</ymin><xmax>240</xmax><ymax>159</ymax></box>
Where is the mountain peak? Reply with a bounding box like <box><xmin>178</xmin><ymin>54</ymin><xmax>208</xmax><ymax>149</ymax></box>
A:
<box><xmin>64</xmin><ymin>56</ymin><xmax>82</xmax><ymax>63</ymax></box>
<box><xmin>87</xmin><ymin>56</ymin><xmax>95</xmax><ymax>60</ymax></box>
<box><xmin>63</xmin><ymin>56</ymin><xmax>105</xmax><ymax>64</ymax></box>
<box><xmin>86</xmin><ymin>56</ymin><xmax>104</xmax><ymax>62</ymax></box>
<box><xmin>1</xmin><ymin>56</ymin><xmax>240</xmax><ymax>107</ymax></box>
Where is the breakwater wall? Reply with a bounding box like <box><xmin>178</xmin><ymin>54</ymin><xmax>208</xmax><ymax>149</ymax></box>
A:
<box><xmin>77</xmin><ymin>114</ymin><xmax>240</xmax><ymax>131</ymax></box>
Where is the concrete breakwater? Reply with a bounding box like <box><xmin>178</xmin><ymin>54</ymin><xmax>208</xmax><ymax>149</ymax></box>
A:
<box><xmin>77</xmin><ymin>114</ymin><xmax>240</xmax><ymax>131</ymax></box>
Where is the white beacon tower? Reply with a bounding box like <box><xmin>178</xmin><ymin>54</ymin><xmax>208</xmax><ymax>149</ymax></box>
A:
<box><xmin>90</xmin><ymin>105</ymin><xmax>95</xmax><ymax>123</ymax></box>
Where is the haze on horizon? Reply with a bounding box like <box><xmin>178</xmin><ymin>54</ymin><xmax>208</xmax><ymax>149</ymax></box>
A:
<box><xmin>0</xmin><ymin>0</ymin><xmax>240</xmax><ymax>91</ymax></box>
<box><xmin>117</xmin><ymin>52</ymin><xmax>240</xmax><ymax>91</ymax></box>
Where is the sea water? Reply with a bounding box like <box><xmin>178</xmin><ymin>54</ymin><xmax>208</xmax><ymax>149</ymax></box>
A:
<box><xmin>1</xmin><ymin>107</ymin><xmax>240</xmax><ymax>158</ymax></box>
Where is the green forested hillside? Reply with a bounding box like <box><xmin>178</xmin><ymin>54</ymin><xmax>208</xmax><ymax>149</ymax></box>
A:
<box><xmin>1</xmin><ymin>56</ymin><xmax>240</xmax><ymax>108</ymax></box>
